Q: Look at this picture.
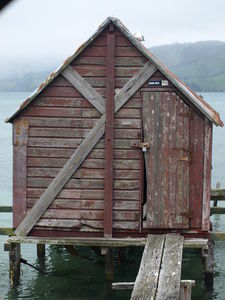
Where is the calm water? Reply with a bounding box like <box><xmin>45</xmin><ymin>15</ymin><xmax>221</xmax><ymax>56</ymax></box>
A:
<box><xmin>0</xmin><ymin>92</ymin><xmax>225</xmax><ymax>300</ymax></box>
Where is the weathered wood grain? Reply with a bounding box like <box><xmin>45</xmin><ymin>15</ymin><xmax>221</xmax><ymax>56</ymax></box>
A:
<box><xmin>29</xmin><ymin>127</ymin><xmax>82</xmax><ymax>138</ymax></box>
<box><xmin>73</xmin><ymin>65</ymin><xmax>106</xmax><ymax>77</ymax></box>
<box><xmin>62</xmin><ymin>65</ymin><xmax>105</xmax><ymax>114</ymax></box>
<box><xmin>13</xmin><ymin>119</ymin><xmax>29</xmax><ymax>228</ymax></box>
<box><xmin>39</xmin><ymin>86</ymin><xmax>82</xmax><ymax>98</ymax></box>
<box><xmin>22</xmin><ymin>106</ymin><xmax>81</xmax><ymax>118</ymax></box>
<box><xmin>115</xmin><ymin>62</ymin><xmax>156</xmax><ymax>112</ymax></box>
<box><xmin>144</xmin><ymin>92</ymin><xmax>190</xmax><ymax>229</ymax></box>
<box><xmin>24</xmin><ymin>117</ymin><xmax>82</xmax><ymax>128</ymax></box>
<box><xmin>27</xmin><ymin>147</ymin><xmax>140</xmax><ymax>160</ymax></box>
<box><xmin>27</xmin><ymin>188</ymin><xmax>139</xmax><ymax>201</ymax></box>
<box><xmin>27</xmin><ymin>199</ymin><xmax>139</xmax><ymax>211</ymax></box>
<box><xmin>202</xmin><ymin>119</ymin><xmax>212</xmax><ymax>231</ymax></box>
<box><xmin>15</xmin><ymin>62</ymin><xmax>155</xmax><ymax>236</ymax></box>
<box><xmin>155</xmin><ymin>234</ymin><xmax>183</xmax><ymax>300</ymax></box>
<box><xmin>115</xmin><ymin>57</ymin><xmax>147</xmax><ymax>66</ymax></box>
<box><xmin>15</xmin><ymin>114</ymin><xmax>106</xmax><ymax>236</ymax></box>
<box><xmin>27</xmin><ymin>167</ymin><xmax>140</xmax><ymax>179</ymax></box>
<box><xmin>37</xmin><ymin>219</ymin><xmax>81</xmax><ymax>228</ymax></box>
<box><xmin>131</xmin><ymin>234</ymin><xmax>165</xmax><ymax>300</ymax></box>
<box><xmin>33</xmin><ymin>97</ymin><xmax>82</xmax><ymax>107</ymax></box>
<box><xmin>28</xmin><ymin>137</ymin><xmax>81</xmax><ymax>148</ymax></box>
<box><xmin>81</xmin><ymin>46</ymin><xmax>106</xmax><ymax>57</ymax></box>
<box><xmin>27</xmin><ymin>177</ymin><xmax>140</xmax><ymax>190</ymax></box>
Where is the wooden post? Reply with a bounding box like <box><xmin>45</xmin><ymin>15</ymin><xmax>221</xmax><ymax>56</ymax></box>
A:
<box><xmin>104</xmin><ymin>24</ymin><xmax>115</xmax><ymax>238</ymax></box>
<box><xmin>105</xmin><ymin>247</ymin><xmax>114</xmax><ymax>281</ymax></box>
<box><xmin>202</xmin><ymin>240</ymin><xmax>214</xmax><ymax>286</ymax></box>
<box><xmin>180</xmin><ymin>280</ymin><xmax>195</xmax><ymax>300</ymax></box>
<box><xmin>118</xmin><ymin>248</ymin><xmax>126</xmax><ymax>263</ymax></box>
<box><xmin>9</xmin><ymin>243</ymin><xmax>21</xmax><ymax>286</ymax></box>
<box><xmin>37</xmin><ymin>244</ymin><xmax>45</xmax><ymax>259</ymax></box>
<box><xmin>213</xmin><ymin>182</ymin><xmax>220</xmax><ymax>207</ymax></box>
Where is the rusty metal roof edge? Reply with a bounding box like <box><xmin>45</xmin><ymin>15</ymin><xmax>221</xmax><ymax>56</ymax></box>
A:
<box><xmin>5</xmin><ymin>17</ymin><xmax>112</xmax><ymax>123</ymax></box>
<box><xmin>5</xmin><ymin>17</ymin><xmax>223</xmax><ymax>127</ymax></box>
<box><xmin>110</xmin><ymin>17</ymin><xmax>223</xmax><ymax>127</ymax></box>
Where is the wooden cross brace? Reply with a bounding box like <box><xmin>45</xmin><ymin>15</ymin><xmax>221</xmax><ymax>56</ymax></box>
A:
<box><xmin>15</xmin><ymin>62</ymin><xmax>157</xmax><ymax>236</ymax></box>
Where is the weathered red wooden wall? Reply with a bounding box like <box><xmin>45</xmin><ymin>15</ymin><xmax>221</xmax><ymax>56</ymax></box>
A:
<box><xmin>12</xmin><ymin>23</ymin><xmax>211</xmax><ymax>237</ymax></box>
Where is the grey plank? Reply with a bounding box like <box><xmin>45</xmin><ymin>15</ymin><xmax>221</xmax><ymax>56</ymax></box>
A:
<box><xmin>62</xmin><ymin>65</ymin><xmax>105</xmax><ymax>114</ymax></box>
<box><xmin>155</xmin><ymin>234</ymin><xmax>184</xmax><ymax>300</ymax></box>
<box><xmin>7</xmin><ymin>236</ymin><xmax>147</xmax><ymax>247</ymax></box>
<box><xmin>115</xmin><ymin>62</ymin><xmax>156</xmax><ymax>112</ymax></box>
<box><xmin>15</xmin><ymin>62</ymin><xmax>156</xmax><ymax>236</ymax></box>
<box><xmin>131</xmin><ymin>234</ymin><xmax>165</xmax><ymax>300</ymax></box>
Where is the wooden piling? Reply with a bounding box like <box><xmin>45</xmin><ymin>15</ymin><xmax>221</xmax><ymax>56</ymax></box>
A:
<box><xmin>105</xmin><ymin>247</ymin><xmax>114</xmax><ymax>281</ymax></box>
<box><xmin>202</xmin><ymin>240</ymin><xmax>214</xmax><ymax>286</ymax></box>
<box><xmin>37</xmin><ymin>244</ymin><xmax>45</xmax><ymax>259</ymax></box>
<box><xmin>9</xmin><ymin>243</ymin><xmax>21</xmax><ymax>286</ymax></box>
<box><xmin>213</xmin><ymin>182</ymin><xmax>220</xmax><ymax>207</ymax></box>
<box><xmin>180</xmin><ymin>280</ymin><xmax>195</xmax><ymax>300</ymax></box>
<box><xmin>118</xmin><ymin>248</ymin><xmax>126</xmax><ymax>263</ymax></box>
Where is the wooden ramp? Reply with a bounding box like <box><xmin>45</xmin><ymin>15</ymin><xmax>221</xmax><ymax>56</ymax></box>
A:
<box><xmin>131</xmin><ymin>234</ymin><xmax>184</xmax><ymax>300</ymax></box>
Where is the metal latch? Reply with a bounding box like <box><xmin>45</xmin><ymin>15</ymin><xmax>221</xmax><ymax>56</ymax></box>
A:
<box><xmin>174</xmin><ymin>147</ymin><xmax>192</xmax><ymax>164</ymax></box>
<box><xmin>130</xmin><ymin>142</ymin><xmax>150</xmax><ymax>152</ymax></box>
<box><xmin>180</xmin><ymin>154</ymin><xmax>192</xmax><ymax>163</ymax></box>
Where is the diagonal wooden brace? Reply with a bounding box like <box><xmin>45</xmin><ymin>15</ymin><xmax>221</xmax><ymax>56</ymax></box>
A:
<box><xmin>15</xmin><ymin>62</ymin><xmax>157</xmax><ymax>236</ymax></box>
<box><xmin>62</xmin><ymin>65</ymin><xmax>105</xmax><ymax>114</ymax></box>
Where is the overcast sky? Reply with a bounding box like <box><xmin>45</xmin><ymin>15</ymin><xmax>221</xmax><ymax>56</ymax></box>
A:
<box><xmin>1</xmin><ymin>0</ymin><xmax>225</xmax><ymax>75</ymax></box>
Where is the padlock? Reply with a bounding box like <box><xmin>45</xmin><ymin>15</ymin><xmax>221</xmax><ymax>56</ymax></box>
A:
<box><xmin>142</xmin><ymin>146</ymin><xmax>147</xmax><ymax>152</ymax></box>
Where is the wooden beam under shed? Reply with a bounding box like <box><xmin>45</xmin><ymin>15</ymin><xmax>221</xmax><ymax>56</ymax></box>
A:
<box><xmin>6</xmin><ymin>235</ymin><xmax>209</xmax><ymax>248</ymax></box>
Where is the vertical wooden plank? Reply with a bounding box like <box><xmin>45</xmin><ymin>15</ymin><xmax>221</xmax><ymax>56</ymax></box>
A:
<box><xmin>13</xmin><ymin>119</ymin><xmax>29</xmax><ymax>228</ymax></box>
<box><xmin>202</xmin><ymin>119</ymin><xmax>212</xmax><ymax>231</ymax></box>
<box><xmin>189</xmin><ymin>111</ymin><xmax>204</xmax><ymax>228</ymax></box>
<box><xmin>104</xmin><ymin>26</ymin><xmax>115</xmax><ymax>237</ymax></box>
<box><xmin>143</xmin><ymin>92</ymin><xmax>156</xmax><ymax>226</ymax></box>
<box><xmin>131</xmin><ymin>234</ymin><xmax>165</xmax><ymax>300</ymax></box>
<box><xmin>182</xmin><ymin>101</ymin><xmax>190</xmax><ymax>228</ymax></box>
<box><xmin>155</xmin><ymin>234</ymin><xmax>183</xmax><ymax>300</ymax></box>
<box><xmin>168</xmin><ymin>93</ymin><xmax>177</xmax><ymax>229</ymax></box>
<box><xmin>161</xmin><ymin>92</ymin><xmax>169</xmax><ymax>227</ymax></box>
<box><xmin>175</xmin><ymin>96</ymin><xmax>184</xmax><ymax>227</ymax></box>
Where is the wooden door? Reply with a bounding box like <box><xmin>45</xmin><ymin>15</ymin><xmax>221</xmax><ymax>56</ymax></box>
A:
<box><xmin>143</xmin><ymin>92</ymin><xmax>190</xmax><ymax>229</ymax></box>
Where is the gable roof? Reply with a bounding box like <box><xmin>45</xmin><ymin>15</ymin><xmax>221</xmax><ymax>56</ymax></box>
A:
<box><xmin>5</xmin><ymin>17</ymin><xmax>223</xmax><ymax>127</ymax></box>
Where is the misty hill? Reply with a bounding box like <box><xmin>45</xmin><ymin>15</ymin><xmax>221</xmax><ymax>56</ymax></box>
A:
<box><xmin>0</xmin><ymin>40</ymin><xmax>225</xmax><ymax>92</ymax></box>
<box><xmin>0</xmin><ymin>71</ymin><xmax>51</xmax><ymax>92</ymax></box>
<box><xmin>150</xmin><ymin>40</ymin><xmax>225</xmax><ymax>92</ymax></box>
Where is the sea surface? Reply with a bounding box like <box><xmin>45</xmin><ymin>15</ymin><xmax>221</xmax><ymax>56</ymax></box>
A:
<box><xmin>0</xmin><ymin>92</ymin><xmax>225</xmax><ymax>300</ymax></box>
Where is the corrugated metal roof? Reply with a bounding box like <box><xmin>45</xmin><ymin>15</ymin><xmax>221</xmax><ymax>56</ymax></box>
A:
<box><xmin>5</xmin><ymin>17</ymin><xmax>223</xmax><ymax>127</ymax></box>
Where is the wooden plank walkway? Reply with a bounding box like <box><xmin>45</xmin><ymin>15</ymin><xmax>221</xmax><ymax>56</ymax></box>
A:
<box><xmin>131</xmin><ymin>234</ymin><xmax>184</xmax><ymax>300</ymax></box>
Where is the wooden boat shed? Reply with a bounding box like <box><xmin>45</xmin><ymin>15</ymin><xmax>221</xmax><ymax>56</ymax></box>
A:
<box><xmin>6</xmin><ymin>17</ymin><xmax>223</xmax><ymax>239</ymax></box>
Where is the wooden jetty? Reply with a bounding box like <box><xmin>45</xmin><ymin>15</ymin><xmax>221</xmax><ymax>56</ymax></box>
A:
<box><xmin>113</xmin><ymin>234</ymin><xmax>196</xmax><ymax>300</ymax></box>
<box><xmin>1</xmin><ymin>17</ymin><xmax>225</xmax><ymax>298</ymax></box>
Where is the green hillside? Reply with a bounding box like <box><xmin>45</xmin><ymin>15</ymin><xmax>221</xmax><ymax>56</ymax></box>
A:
<box><xmin>150</xmin><ymin>41</ymin><xmax>225</xmax><ymax>92</ymax></box>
